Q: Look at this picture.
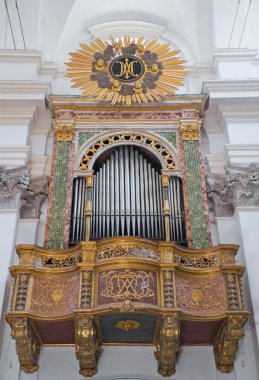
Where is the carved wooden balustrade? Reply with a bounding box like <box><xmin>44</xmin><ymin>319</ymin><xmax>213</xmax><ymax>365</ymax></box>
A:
<box><xmin>6</xmin><ymin>237</ymin><xmax>249</xmax><ymax>376</ymax></box>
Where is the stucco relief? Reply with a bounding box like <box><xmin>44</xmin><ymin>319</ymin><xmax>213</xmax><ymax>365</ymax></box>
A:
<box><xmin>207</xmin><ymin>164</ymin><xmax>259</xmax><ymax>216</ymax></box>
<box><xmin>0</xmin><ymin>167</ymin><xmax>30</xmax><ymax>209</ymax></box>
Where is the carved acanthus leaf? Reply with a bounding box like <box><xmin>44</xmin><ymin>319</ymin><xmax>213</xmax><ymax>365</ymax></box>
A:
<box><xmin>207</xmin><ymin>164</ymin><xmax>259</xmax><ymax>216</ymax></box>
<box><xmin>0</xmin><ymin>167</ymin><xmax>30</xmax><ymax>209</ymax></box>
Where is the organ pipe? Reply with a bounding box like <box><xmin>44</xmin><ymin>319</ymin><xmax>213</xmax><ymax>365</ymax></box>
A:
<box><xmin>70</xmin><ymin>145</ymin><xmax>186</xmax><ymax>244</ymax></box>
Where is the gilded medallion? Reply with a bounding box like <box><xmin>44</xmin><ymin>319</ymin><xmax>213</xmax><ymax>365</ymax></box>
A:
<box><xmin>115</xmin><ymin>319</ymin><xmax>141</xmax><ymax>331</ymax></box>
<box><xmin>66</xmin><ymin>36</ymin><xmax>187</xmax><ymax>105</ymax></box>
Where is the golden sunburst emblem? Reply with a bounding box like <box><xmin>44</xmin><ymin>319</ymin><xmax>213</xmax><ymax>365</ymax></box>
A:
<box><xmin>66</xmin><ymin>36</ymin><xmax>187</xmax><ymax>105</ymax></box>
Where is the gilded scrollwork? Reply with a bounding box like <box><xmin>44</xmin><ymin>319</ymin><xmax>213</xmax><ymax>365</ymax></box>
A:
<box><xmin>175</xmin><ymin>276</ymin><xmax>225</xmax><ymax>314</ymax></box>
<box><xmin>80</xmin><ymin>133</ymin><xmax>176</xmax><ymax>170</ymax></box>
<box><xmin>115</xmin><ymin>319</ymin><xmax>141</xmax><ymax>331</ymax></box>
<box><xmin>33</xmin><ymin>251</ymin><xmax>82</xmax><ymax>268</ymax></box>
<box><xmin>75</xmin><ymin>315</ymin><xmax>99</xmax><ymax>377</ymax></box>
<box><xmin>10</xmin><ymin>318</ymin><xmax>40</xmax><ymax>374</ymax></box>
<box><xmin>214</xmin><ymin>315</ymin><xmax>246</xmax><ymax>373</ymax></box>
<box><xmin>99</xmin><ymin>269</ymin><xmax>156</xmax><ymax>302</ymax></box>
<box><xmin>96</xmin><ymin>245</ymin><xmax>160</xmax><ymax>262</ymax></box>
<box><xmin>155</xmin><ymin>314</ymin><xmax>180</xmax><ymax>376</ymax></box>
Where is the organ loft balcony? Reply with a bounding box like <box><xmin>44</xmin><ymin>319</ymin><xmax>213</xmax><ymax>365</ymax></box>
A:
<box><xmin>6</xmin><ymin>237</ymin><xmax>249</xmax><ymax>377</ymax></box>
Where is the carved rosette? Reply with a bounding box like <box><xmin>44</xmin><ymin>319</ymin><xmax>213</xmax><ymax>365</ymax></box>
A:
<box><xmin>155</xmin><ymin>314</ymin><xmax>180</xmax><ymax>376</ymax></box>
<box><xmin>75</xmin><ymin>315</ymin><xmax>99</xmax><ymax>377</ymax></box>
<box><xmin>214</xmin><ymin>315</ymin><xmax>245</xmax><ymax>373</ymax></box>
<box><xmin>10</xmin><ymin>318</ymin><xmax>40</xmax><ymax>374</ymax></box>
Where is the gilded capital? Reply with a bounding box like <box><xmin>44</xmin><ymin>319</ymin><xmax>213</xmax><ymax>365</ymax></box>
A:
<box><xmin>180</xmin><ymin>124</ymin><xmax>201</xmax><ymax>141</ymax></box>
<box><xmin>54</xmin><ymin>124</ymin><xmax>74</xmax><ymax>142</ymax></box>
<box><xmin>86</xmin><ymin>175</ymin><xmax>94</xmax><ymax>188</ymax></box>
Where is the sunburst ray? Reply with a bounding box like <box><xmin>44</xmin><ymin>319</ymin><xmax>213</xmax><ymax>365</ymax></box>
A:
<box><xmin>66</xmin><ymin>36</ymin><xmax>188</xmax><ymax>105</ymax></box>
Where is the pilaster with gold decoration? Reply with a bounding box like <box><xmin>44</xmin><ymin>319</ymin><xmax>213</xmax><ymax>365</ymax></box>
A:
<box><xmin>155</xmin><ymin>314</ymin><xmax>180</xmax><ymax>376</ymax></box>
<box><xmin>45</xmin><ymin>122</ymin><xmax>75</xmax><ymax>249</ymax></box>
<box><xmin>75</xmin><ymin>314</ymin><xmax>99</xmax><ymax>377</ymax></box>
<box><xmin>179</xmin><ymin>119</ymin><xmax>211</xmax><ymax>249</ymax></box>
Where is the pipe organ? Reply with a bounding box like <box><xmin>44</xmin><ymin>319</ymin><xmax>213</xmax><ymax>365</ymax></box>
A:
<box><xmin>69</xmin><ymin>145</ymin><xmax>186</xmax><ymax>244</ymax></box>
<box><xmin>7</xmin><ymin>96</ymin><xmax>249</xmax><ymax>378</ymax></box>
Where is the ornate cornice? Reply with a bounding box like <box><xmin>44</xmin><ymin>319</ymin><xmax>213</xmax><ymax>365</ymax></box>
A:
<box><xmin>207</xmin><ymin>164</ymin><xmax>259</xmax><ymax>217</ymax></box>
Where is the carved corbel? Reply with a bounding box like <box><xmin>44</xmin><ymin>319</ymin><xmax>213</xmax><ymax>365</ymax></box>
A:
<box><xmin>214</xmin><ymin>315</ymin><xmax>245</xmax><ymax>373</ymax></box>
<box><xmin>75</xmin><ymin>315</ymin><xmax>99</xmax><ymax>377</ymax></box>
<box><xmin>155</xmin><ymin>314</ymin><xmax>180</xmax><ymax>376</ymax></box>
<box><xmin>10</xmin><ymin>318</ymin><xmax>40</xmax><ymax>373</ymax></box>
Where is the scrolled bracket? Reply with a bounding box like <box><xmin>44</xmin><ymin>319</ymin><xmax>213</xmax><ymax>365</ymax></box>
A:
<box><xmin>214</xmin><ymin>315</ymin><xmax>245</xmax><ymax>373</ymax></box>
<box><xmin>10</xmin><ymin>317</ymin><xmax>40</xmax><ymax>374</ymax></box>
<box><xmin>155</xmin><ymin>314</ymin><xmax>180</xmax><ymax>376</ymax></box>
<box><xmin>75</xmin><ymin>315</ymin><xmax>99</xmax><ymax>377</ymax></box>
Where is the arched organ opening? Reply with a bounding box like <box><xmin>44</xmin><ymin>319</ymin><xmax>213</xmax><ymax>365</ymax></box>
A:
<box><xmin>69</xmin><ymin>145</ymin><xmax>186</xmax><ymax>244</ymax></box>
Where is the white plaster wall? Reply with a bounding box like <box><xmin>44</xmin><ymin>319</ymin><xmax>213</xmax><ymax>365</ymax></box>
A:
<box><xmin>36</xmin><ymin>346</ymin><xmax>218</xmax><ymax>380</ymax></box>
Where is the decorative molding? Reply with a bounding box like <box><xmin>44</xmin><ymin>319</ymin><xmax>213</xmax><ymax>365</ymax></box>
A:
<box><xmin>207</xmin><ymin>164</ymin><xmax>259</xmax><ymax>217</ymax></box>
<box><xmin>75</xmin><ymin>315</ymin><xmax>99</xmax><ymax>377</ymax></box>
<box><xmin>0</xmin><ymin>167</ymin><xmax>30</xmax><ymax>209</ymax></box>
<box><xmin>87</xmin><ymin>21</ymin><xmax>166</xmax><ymax>40</ymax></box>
<box><xmin>20</xmin><ymin>176</ymin><xmax>49</xmax><ymax>219</ymax></box>
<box><xmin>155</xmin><ymin>314</ymin><xmax>180</xmax><ymax>376</ymax></box>
<box><xmin>214</xmin><ymin>315</ymin><xmax>246</xmax><ymax>373</ymax></box>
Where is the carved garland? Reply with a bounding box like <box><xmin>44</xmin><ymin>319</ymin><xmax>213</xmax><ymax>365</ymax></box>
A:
<box><xmin>79</xmin><ymin>133</ymin><xmax>176</xmax><ymax>170</ymax></box>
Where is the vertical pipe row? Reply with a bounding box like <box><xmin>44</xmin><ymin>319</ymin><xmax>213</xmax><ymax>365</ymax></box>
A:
<box><xmin>71</xmin><ymin>146</ymin><xmax>190</xmax><ymax>244</ymax></box>
<box><xmin>168</xmin><ymin>176</ymin><xmax>186</xmax><ymax>244</ymax></box>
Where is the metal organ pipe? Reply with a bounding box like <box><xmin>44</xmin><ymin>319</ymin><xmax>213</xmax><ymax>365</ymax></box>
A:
<box><xmin>70</xmin><ymin>145</ymin><xmax>186</xmax><ymax>244</ymax></box>
<box><xmin>89</xmin><ymin>145</ymin><xmax>165</xmax><ymax>240</ymax></box>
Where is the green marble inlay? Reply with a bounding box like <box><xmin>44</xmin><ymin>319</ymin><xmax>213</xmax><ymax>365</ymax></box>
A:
<box><xmin>184</xmin><ymin>140</ymin><xmax>208</xmax><ymax>249</ymax></box>
<box><xmin>47</xmin><ymin>141</ymin><xmax>71</xmax><ymax>249</ymax></box>
<box><xmin>99</xmin><ymin>312</ymin><xmax>157</xmax><ymax>344</ymax></box>
<box><xmin>158</xmin><ymin>131</ymin><xmax>177</xmax><ymax>148</ymax></box>
<box><xmin>78</xmin><ymin>132</ymin><xmax>96</xmax><ymax>149</ymax></box>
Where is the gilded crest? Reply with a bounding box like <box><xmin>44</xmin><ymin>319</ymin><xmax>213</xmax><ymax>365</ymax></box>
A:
<box><xmin>66</xmin><ymin>36</ymin><xmax>187</xmax><ymax>105</ymax></box>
